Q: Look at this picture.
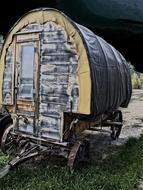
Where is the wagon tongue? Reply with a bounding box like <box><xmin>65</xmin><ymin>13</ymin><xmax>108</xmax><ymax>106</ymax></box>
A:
<box><xmin>0</xmin><ymin>164</ymin><xmax>11</xmax><ymax>178</ymax></box>
<box><xmin>0</xmin><ymin>142</ymin><xmax>41</xmax><ymax>178</ymax></box>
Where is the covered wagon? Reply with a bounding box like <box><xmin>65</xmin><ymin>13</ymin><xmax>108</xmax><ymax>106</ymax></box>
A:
<box><xmin>0</xmin><ymin>8</ymin><xmax>131</xmax><ymax>176</ymax></box>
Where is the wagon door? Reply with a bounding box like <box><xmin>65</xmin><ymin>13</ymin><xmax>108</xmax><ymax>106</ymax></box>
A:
<box><xmin>14</xmin><ymin>33</ymin><xmax>40</xmax><ymax>135</ymax></box>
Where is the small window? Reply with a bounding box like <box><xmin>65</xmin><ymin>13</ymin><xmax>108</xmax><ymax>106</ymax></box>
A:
<box><xmin>19</xmin><ymin>45</ymin><xmax>35</xmax><ymax>99</ymax></box>
<box><xmin>21</xmin><ymin>45</ymin><xmax>34</xmax><ymax>79</ymax></box>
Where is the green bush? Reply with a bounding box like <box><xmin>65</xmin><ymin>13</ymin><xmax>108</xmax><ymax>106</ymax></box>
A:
<box><xmin>140</xmin><ymin>75</ymin><xmax>143</xmax><ymax>89</ymax></box>
<box><xmin>132</xmin><ymin>73</ymin><xmax>141</xmax><ymax>89</ymax></box>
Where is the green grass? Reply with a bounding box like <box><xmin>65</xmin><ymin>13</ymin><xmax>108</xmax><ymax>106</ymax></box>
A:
<box><xmin>1</xmin><ymin>136</ymin><xmax>143</xmax><ymax>190</ymax></box>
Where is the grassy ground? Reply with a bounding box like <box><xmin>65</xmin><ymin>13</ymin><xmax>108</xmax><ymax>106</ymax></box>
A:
<box><xmin>0</xmin><ymin>136</ymin><xmax>143</xmax><ymax>190</ymax></box>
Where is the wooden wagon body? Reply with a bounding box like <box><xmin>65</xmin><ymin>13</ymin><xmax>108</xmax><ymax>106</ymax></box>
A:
<box><xmin>0</xmin><ymin>8</ymin><xmax>132</xmax><ymax>176</ymax></box>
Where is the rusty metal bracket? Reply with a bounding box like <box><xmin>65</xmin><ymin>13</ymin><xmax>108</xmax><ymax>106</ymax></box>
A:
<box><xmin>67</xmin><ymin>141</ymin><xmax>82</xmax><ymax>171</ymax></box>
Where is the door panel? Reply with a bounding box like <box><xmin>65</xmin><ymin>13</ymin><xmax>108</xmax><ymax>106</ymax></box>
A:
<box><xmin>14</xmin><ymin>33</ymin><xmax>40</xmax><ymax>135</ymax></box>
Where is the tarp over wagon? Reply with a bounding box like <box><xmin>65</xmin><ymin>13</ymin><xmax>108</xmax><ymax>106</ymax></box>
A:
<box><xmin>0</xmin><ymin>8</ymin><xmax>132</xmax><ymax>121</ymax></box>
<box><xmin>76</xmin><ymin>24</ymin><xmax>132</xmax><ymax>120</ymax></box>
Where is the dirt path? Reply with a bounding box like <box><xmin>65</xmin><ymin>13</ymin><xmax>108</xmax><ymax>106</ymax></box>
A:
<box><xmin>84</xmin><ymin>89</ymin><xmax>143</xmax><ymax>161</ymax></box>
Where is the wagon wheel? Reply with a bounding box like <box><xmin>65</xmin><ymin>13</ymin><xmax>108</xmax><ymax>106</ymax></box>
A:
<box><xmin>1</xmin><ymin>124</ymin><xmax>16</xmax><ymax>154</ymax></box>
<box><xmin>68</xmin><ymin>139</ymin><xmax>90</xmax><ymax>172</ymax></box>
<box><xmin>110</xmin><ymin>110</ymin><xmax>123</xmax><ymax>140</ymax></box>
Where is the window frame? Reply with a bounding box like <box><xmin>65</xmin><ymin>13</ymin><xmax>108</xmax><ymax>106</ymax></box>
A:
<box><xmin>14</xmin><ymin>32</ymin><xmax>40</xmax><ymax>103</ymax></box>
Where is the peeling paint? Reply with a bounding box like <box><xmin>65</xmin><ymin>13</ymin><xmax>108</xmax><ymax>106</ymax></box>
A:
<box><xmin>2</xmin><ymin>45</ymin><xmax>13</xmax><ymax>104</ymax></box>
<box><xmin>2</xmin><ymin>21</ymin><xmax>79</xmax><ymax>141</ymax></box>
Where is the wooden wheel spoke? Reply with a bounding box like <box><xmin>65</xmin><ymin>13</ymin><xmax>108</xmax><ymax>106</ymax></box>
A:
<box><xmin>1</xmin><ymin>124</ymin><xmax>16</xmax><ymax>154</ymax></box>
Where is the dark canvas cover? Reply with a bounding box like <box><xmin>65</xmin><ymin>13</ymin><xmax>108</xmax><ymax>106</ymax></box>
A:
<box><xmin>75</xmin><ymin>23</ymin><xmax>132</xmax><ymax>120</ymax></box>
